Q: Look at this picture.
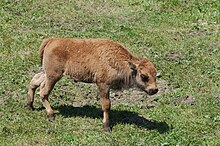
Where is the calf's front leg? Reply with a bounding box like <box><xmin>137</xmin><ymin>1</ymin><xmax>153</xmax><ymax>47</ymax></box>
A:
<box><xmin>98</xmin><ymin>83</ymin><xmax>111</xmax><ymax>132</ymax></box>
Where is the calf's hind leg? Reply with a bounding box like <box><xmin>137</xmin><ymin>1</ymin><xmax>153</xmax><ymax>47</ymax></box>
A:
<box><xmin>40</xmin><ymin>74</ymin><xmax>62</xmax><ymax>121</ymax></box>
<box><xmin>27</xmin><ymin>72</ymin><xmax>45</xmax><ymax>110</ymax></box>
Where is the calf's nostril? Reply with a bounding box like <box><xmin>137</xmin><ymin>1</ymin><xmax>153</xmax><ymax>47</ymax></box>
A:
<box><xmin>148</xmin><ymin>88</ymin><xmax>158</xmax><ymax>95</ymax></box>
<box><xmin>154</xmin><ymin>88</ymin><xmax>158</xmax><ymax>94</ymax></box>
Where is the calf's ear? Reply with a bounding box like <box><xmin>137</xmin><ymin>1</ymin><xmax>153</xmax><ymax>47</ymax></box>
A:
<box><xmin>128</xmin><ymin>61</ymin><xmax>137</xmax><ymax>71</ymax></box>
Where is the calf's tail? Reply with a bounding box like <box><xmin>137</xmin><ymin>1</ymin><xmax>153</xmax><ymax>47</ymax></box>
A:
<box><xmin>39</xmin><ymin>38</ymin><xmax>51</xmax><ymax>65</ymax></box>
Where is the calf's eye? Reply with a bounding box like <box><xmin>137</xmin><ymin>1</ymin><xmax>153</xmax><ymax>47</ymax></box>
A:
<box><xmin>141</xmin><ymin>74</ymin><xmax>149</xmax><ymax>82</ymax></box>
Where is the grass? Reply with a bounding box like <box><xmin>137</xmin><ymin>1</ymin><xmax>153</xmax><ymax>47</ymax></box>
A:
<box><xmin>0</xmin><ymin>0</ymin><xmax>220</xmax><ymax>145</ymax></box>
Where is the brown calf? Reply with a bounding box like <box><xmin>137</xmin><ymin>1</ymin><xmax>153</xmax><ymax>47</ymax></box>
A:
<box><xmin>27</xmin><ymin>38</ymin><xmax>158</xmax><ymax>131</ymax></box>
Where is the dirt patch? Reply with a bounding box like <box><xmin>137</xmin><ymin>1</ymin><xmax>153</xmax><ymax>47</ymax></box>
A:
<box><xmin>172</xmin><ymin>95</ymin><xmax>196</xmax><ymax>106</ymax></box>
<box><xmin>165</xmin><ymin>51</ymin><xmax>185</xmax><ymax>62</ymax></box>
<box><xmin>69</xmin><ymin>79</ymin><xmax>175</xmax><ymax>108</ymax></box>
<box><xmin>110</xmin><ymin>79</ymin><xmax>175</xmax><ymax>107</ymax></box>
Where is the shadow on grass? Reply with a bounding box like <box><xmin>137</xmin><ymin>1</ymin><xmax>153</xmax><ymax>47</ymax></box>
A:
<box><xmin>54</xmin><ymin>105</ymin><xmax>170</xmax><ymax>133</ymax></box>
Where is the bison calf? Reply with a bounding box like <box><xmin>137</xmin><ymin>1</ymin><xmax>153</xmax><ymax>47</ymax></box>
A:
<box><xmin>27</xmin><ymin>38</ymin><xmax>158</xmax><ymax>131</ymax></box>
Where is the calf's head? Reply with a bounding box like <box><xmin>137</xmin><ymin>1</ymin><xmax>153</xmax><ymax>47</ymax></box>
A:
<box><xmin>129</xmin><ymin>58</ymin><xmax>158</xmax><ymax>95</ymax></box>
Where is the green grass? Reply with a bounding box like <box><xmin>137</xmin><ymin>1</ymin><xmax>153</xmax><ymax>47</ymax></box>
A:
<box><xmin>1</xmin><ymin>0</ymin><xmax>220</xmax><ymax>145</ymax></box>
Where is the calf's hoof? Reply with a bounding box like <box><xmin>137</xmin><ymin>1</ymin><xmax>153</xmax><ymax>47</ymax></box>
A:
<box><xmin>48</xmin><ymin>114</ymin><xmax>55</xmax><ymax>122</ymax></box>
<box><xmin>104</xmin><ymin>126</ymin><xmax>111</xmax><ymax>132</ymax></box>
<box><xmin>103</xmin><ymin>122</ymin><xmax>111</xmax><ymax>132</ymax></box>
<box><xmin>26</xmin><ymin>103</ymin><xmax>34</xmax><ymax>110</ymax></box>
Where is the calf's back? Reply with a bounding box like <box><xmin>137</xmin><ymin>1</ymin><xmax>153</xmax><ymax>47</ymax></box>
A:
<box><xmin>41</xmin><ymin>38</ymin><xmax>136</xmax><ymax>84</ymax></box>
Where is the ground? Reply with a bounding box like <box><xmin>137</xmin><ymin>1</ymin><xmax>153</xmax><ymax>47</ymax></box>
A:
<box><xmin>0</xmin><ymin>0</ymin><xmax>220</xmax><ymax>145</ymax></box>
<box><xmin>67</xmin><ymin>79</ymin><xmax>175</xmax><ymax>108</ymax></box>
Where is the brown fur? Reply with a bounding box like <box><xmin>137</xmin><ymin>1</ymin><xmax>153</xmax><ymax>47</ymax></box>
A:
<box><xmin>27</xmin><ymin>38</ymin><xmax>158</xmax><ymax>131</ymax></box>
